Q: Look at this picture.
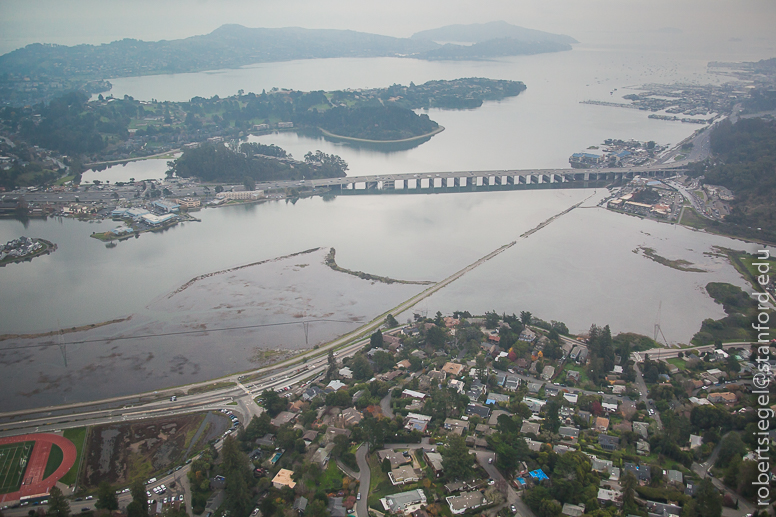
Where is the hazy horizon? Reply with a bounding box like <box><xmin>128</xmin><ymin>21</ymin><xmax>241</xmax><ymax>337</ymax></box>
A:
<box><xmin>1</xmin><ymin>0</ymin><xmax>775</xmax><ymax>58</ymax></box>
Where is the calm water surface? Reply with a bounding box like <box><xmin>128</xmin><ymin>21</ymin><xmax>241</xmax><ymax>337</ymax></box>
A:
<box><xmin>4</xmin><ymin>43</ymin><xmax>772</xmax><ymax>347</ymax></box>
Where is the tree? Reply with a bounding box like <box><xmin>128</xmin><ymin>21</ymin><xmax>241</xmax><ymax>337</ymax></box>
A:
<box><xmin>621</xmin><ymin>471</ymin><xmax>637</xmax><ymax>508</ymax></box>
<box><xmin>441</xmin><ymin>435</ymin><xmax>475</xmax><ymax>480</ymax></box>
<box><xmin>381</xmin><ymin>458</ymin><xmax>391</xmax><ymax>473</ymax></box>
<box><xmin>326</xmin><ymin>349</ymin><xmax>338</xmax><ymax>381</ymax></box>
<box><xmin>520</xmin><ymin>311</ymin><xmax>532</xmax><ymax>325</ymax></box>
<box><xmin>261</xmin><ymin>389</ymin><xmax>287</xmax><ymax>417</ymax></box>
<box><xmin>716</xmin><ymin>432</ymin><xmax>746</xmax><ymax>468</ymax></box>
<box><xmin>696</xmin><ymin>478</ymin><xmax>722</xmax><ymax>517</ymax></box>
<box><xmin>47</xmin><ymin>486</ymin><xmax>70</xmax><ymax>517</ymax></box>
<box><xmin>350</xmin><ymin>353</ymin><xmax>373</xmax><ymax>380</ymax></box>
<box><xmin>222</xmin><ymin>436</ymin><xmax>252</xmax><ymax>517</ymax></box>
<box><xmin>369</xmin><ymin>329</ymin><xmax>383</xmax><ymax>350</ymax></box>
<box><xmin>96</xmin><ymin>480</ymin><xmax>119</xmax><ymax>511</ymax></box>
<box><xmin>385</xmin><ymin>314</ymin><xmax>398</xmax><ymax>327</ymax></box>
<box><xmin>129</xmin><ymin>479</ymin><xmax>149</xmax><ymax>517</ymax></box>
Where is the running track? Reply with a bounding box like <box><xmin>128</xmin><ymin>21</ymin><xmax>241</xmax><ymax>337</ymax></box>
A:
<box><xmin>0</xmin><ymin>434</ymin><xmax>76</xmax><ymax>503</ymax></box>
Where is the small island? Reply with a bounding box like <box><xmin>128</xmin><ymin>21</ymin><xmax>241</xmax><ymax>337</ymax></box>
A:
<box><xmin>0</xmin><ymin>236</ymin><xmax>56</xmax><ymax>265</ymax></box>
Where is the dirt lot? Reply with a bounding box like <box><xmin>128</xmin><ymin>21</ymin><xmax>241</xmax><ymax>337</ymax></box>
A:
<box><xmin>81</xmin><ymin>412</ymin><xmax>229</xmax><ymax>488</ymax></box>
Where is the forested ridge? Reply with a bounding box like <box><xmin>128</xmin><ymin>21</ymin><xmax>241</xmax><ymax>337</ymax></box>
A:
<box><xmin>690</xmin><ymin>117</ymin><xmax>776</xmax><ymax>242</ymax></box>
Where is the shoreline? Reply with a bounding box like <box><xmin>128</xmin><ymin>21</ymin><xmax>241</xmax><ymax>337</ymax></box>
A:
<box><xmin>317</xmin><ymin>125</ymin><xmax>445</xmax><ymax>144</ymax></box>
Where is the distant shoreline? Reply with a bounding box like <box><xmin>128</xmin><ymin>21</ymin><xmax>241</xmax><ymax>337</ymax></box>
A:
<box><xmin>318</xmin><ymin>126</ymin><xmax>445</xmax><ymax>144</ymax></box>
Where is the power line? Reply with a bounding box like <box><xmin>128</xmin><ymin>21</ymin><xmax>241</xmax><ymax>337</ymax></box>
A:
<box><xmin>0</xmin><ymin>318</ymin><xmax>365</xmax><ymax>352</ymax></box>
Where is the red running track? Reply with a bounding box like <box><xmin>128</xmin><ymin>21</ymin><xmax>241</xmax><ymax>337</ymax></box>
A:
<box><xmin>0</xmin><ymin>433</ymin><xmax>77</xmax><ymax>503</ymax></box>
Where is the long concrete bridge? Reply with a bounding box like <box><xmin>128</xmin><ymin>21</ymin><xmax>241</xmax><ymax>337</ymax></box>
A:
<box><xmin>255</xmin><ymin>163</ymin><xmax>687</xmax><ymax>194</ymax></box>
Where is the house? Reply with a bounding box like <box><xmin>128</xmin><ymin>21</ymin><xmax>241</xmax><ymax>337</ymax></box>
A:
<box><xmin>325</xmin><ymin>427</ymin><xmax>351</xmax><ymax>443</ymax></box>
<box><xmin>523</xmin><ymin>397</ymin><xmax>546</xmax><ymax>413</ymax></box>
<box><xmin>591</xmin><ymin>458</ymin><xmax>613</xmax><ymax>474</ymax></box>
<box><xmin>329</xmin><ymin>497</ymin><xmax>347</xmax><ymax>517</ymax></box>
<box><xmin>524</xmin><ymin>438</ymin><xmax>543</xmax><ymax>452</ymax></box>
<box><xmin>633</xmin><ymin>421</ymin><xmax>649</xmax><ymax>439</ymax></box>
<box><xmin>402</xmin><ymin>389</ymin><xmax>427</xmax><ymax>400</ymax></box>
<box><xmin>340</xmin><ymin>407</ymin><xmax>363</xmax><ymax>427</ymax></box>
<box><xmin>602</xmin><ymin>402</ymin><xmax>618</xmax><ymax>413</ymax></box>
<box><xmin>545</xmin><ymin>386</ymin><xmax>560</xmax><ymax>398</ymax></box>
<box><xmin>612</xmin><ymin>385</ymin><xmax>626</xmax><ymax>395</ymax></box>
<box><xmin>338</xmin><ymin>367</ymin><xmax>353</xmax><ymax>379</ymax></box>
<box><xmin>636</xmin><ymin>440</ymin><xmax>650</xmax><ymax>456</ymax></box>
<box><xmin>397</xmin><ymin>359</ymin><xmax>412</xmax><ymax>369</ymax></box>
<box><xmin>381</xmin><ymin>489</ymin><xmax>427</xmax><ymax>514</ymax></box>
<box><xmin>448</xmin><ymin>379</ymin><xmax>466</xmax><ymax>393</ymax></box>
<box><xmin>327</xmin><ymin>380</ymin><xmax>347</xmax><ymax>391</ymax></box>
<box><xmin>542</xmin><ymin>365</ymin><xmax>556</xmax><ymax>381</ymax></box>
<box><xmin>708</xmin><ymin>392</ymin><xmax>737</xmax><ymax>404</ymax></box>
<box><xmin>446</xmin><ymin>492</ymin><xmax>487</xmax><ymax>515</ymax></box>
<box><xmin>390</xmin><ymin>465</ymin><xmax>422</xmax><ymax>485</ymax></box>
<box><xmin>256</xmin><ymin>433</ymin><xmax>275</xmax><ymax>447</ymax></box>
<box><xmin>597</xmin><ymin>488</ymin><xmax>622</xmax><ymax>507</ymax></box>
<box><xmin>378</xmin><ymin>450</ymin><xmax>412</xmax><ymax>469</ymax></box>
<box><xmin>444</xmin><ymin>418</ymin><xmax>469</xmax><ymax>434</ymax></box>
<box><xmin>521</xmin><ymin>422</ymin><xmax>541</xmax><ymax>435</ymax></box>
<box><xmin>667</xmin><ymin>470</ymin><xmax>683</xmax><ymax>486</ymax></box>
<box><xmin>594</xmin><ymin>417</ymin><xmax>610</xmax><ymax>432</ymax></box>
<box><xmin>424</xmin><ymin>451</ymin><xmax>444</xmax><ymax>477</ymax></box>
<box><xmin>404</xmin><ymin>413</ymin><xmax>433</xmax><ymax>433</ymax></box>
<box><xmin>467</xmin><ymin>380</ymin><xmax>487</xmax><ymax>401</ymax></box>
<box><xmin>598</xmin><ymin>434</ymin><xmax>620</xmax><ymax>451</ymax></box>
<box><xmin>466</xmin><ymin>403</ymin><xmax>490</xmax><ymax>419</ymax></box>
<box><xmin>465</xmin><ymin>436</ymin><xmax>488</xmax><ymax>448</ymax></box>
<box><xmin>429</xmin><ymin>370</ymin><xmax>446</xmax><ymax>383</ymax></box>
<box><xmin>485</xmin><ymin>393</ymin><xmax>510</xmax><ymax>405</ymax></box>
<box><xmin>293</xmin><ymin>497</ymin><xmax>308</xmax><ymax>515</ymax></box>
<box><xmin>488</xmin><ymin>410</ymin><xmax>510</xmax><ymax>426</ymax></box>
<box><xmin>689</xmin><ymin>435</ymin><xmax>703</xmax><ymax>449</ymax></box>
<box><xmin>519</xmin><ymin>328</ymin><xmax>537</xmax><ymax>342</ymax></box>
<box><xmin>410</xmin><ymin>350</ymin><xmax>426</xmax><ymax>360</ymax></box>
<box><xmin>302</xmin><ymin>430</ymin><xmax>318</xmax><ymax>445</ymax></box>
<box><xmin>504</xmin><ymin>376</ymin><xmax>520</xmax><ymax>391</ymax></box>
<box><xmin>577</xmin><ymin>411</ymin><xmax>592</xmax><ymax>425</ymax></box>
<box><xmin>528</xmin><ymin>382</ymin><xmax>543</xmax><ymax>394</ymax></box>
<box><xmin>563</xmin><ymin>392</ymin><xmax>578</xmax><ymax>404</ymax></box>
<box><xmin>554</xmin><ymin>444</ymin><xmax>573</xmax><ymax>454</ymax></box>
<box><xmin>312</xmin><ymin>443</ymin><xmax>335</xmax><ymax>467</ymax></box>
<box><xmin>271</xmin><ymin>411</ymin><xmax>297</xmax><ymax>427</ymax></box>
<box><xmin>562</xmin><ymin>503</ymin><xmax>586</xmax><ymax>517</ymax></box>
<box><xmin>614</xmin><ymin>421</ymin><xmax>632</xmax><ymax>433</ymax></box>
<box><xmin>272</xmin><ymin>469</ymin><xmax>297</xmax><ymax>489</ymax></box>
<box><xmin>558</xmin><ymin>427</ymin><xmax>580</xmax><ymax>441</ymax></box>
<box><xmin>567</xmin><ymin>370</ymin><xmax>581</xmax><ymax>383</ymax></box>
<box><xmin>623</xmin><ymin>463</ymin><xmax>651</xmax><ymax>483</ymax></box>
<box><xmin>302</xmin><ymin>386</ymin><xmax>323</xmax><ymax>402</ymax></box>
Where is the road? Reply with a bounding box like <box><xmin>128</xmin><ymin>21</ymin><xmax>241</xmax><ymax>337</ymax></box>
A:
<box><xmin>473</xmin><ymin>450</ymin><xmax>534</xmax><ymax>517</ymax></box>
<box><xmin>631</xmin><ymin>341</ymin><xmax>754</xmax><ymax>363</ymax></box>
<box><xmin>632</xmin><ymin>363</ymin><xmax>662</xmax><ymax>431</ymax></box>
<box><xmin>354</xmin><ymin>444</ymin><xmax>370</xmax><ymax>517</ymax></box>
<box><xmin>691</xmin><ymin>433</ymin><xmax>754</xmax><ymax>517</ymax></box>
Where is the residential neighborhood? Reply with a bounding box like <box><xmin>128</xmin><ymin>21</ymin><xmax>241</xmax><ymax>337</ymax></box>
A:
<box><xmin>204</xmin><ymin>310</ymin><xmax>770</xmax><ymax>517</ymax></box>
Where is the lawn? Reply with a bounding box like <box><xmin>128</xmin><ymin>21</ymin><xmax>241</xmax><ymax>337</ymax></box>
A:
<box><xmin>319</xmin><ymin>461</ymin><xmax>344</xmax><ymax>493</ymax></box>
<box><xmin>0</xmin><ymin>441</ymin><xmax>34</xmax><ymax>494</ymax></box>
<box><xmin>561</xmin><ymin>364</ymin><xmax>590</xmax><ymax>385</ymax></box>
<box><xmin>666</xmin><ymin>357</ymin><xmax>686</xmax><ymax>370</ymax></box>
<box><xmin>60</xmin><ymin>427</ymin><xmax>87</xmax><ymax>486</ymax></box>
<box><xmin>43</xmin><ymin>444</ymin><xmax>64</xmax><ymax>479</ymax></box>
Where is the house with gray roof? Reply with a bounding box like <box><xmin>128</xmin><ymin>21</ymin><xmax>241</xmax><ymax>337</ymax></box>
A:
<box><xmin>381</xmin><ymin>489</ymin><xmax>427</xmax><ymax>514</ymax></box>
<box><xmin>446</xmin><ymin>492</ymin><xmax>487</xmax><ymax>515</ymax></box>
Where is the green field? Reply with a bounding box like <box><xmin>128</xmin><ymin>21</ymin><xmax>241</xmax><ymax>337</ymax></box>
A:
<box><xmin>60</xmin><ymin>428</ymin><xmax>87</xmax><ymax>486</ymax></box>
<box><xmin>44</xmin><ymin>444</ymin><xmax>64</xmax><ymax>479</ymax></box>
<box><xmin>0</xmin><ymin>441</ymin><xmax>34</xmax><ymax>494</ymax></box>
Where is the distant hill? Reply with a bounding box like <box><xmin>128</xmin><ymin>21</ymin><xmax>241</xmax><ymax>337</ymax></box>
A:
<box><xmin>0</xmin><ymin>23</ymin><xmax>573</xmax><ymax>106</ymax></box>
<box><xmin>411</xmin><ymin>21</ymin><xmax>577</xmax><ymax>45</ymax></box>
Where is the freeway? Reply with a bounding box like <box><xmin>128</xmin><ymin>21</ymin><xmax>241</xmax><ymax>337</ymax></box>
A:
<box><xmin>631</xmin><ymin>341</ymin><xmax>754</xmax><ymax>363</ymax></box>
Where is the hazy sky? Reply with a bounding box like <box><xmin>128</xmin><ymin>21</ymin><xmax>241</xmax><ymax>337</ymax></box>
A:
<box><xmin>1</xmin><ymin>0</ymin><xmax>775</xmax><ymax>56</ymax></box>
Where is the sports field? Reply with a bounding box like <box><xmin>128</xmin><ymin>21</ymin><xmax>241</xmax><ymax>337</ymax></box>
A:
<box><xmin>0</xmin><ymin>441</ymin><xmax>33</xmax><ymax>494</ymax></box>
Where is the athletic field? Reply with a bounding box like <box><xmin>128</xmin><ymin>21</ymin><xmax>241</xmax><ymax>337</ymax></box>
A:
<box><xmin>0</xmin><ymin>442</ymin><xmax>33</xmax><ymax>494</ymax></box>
